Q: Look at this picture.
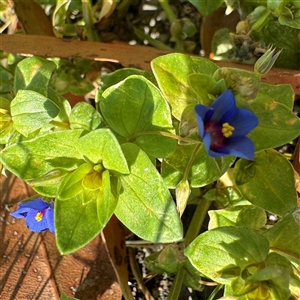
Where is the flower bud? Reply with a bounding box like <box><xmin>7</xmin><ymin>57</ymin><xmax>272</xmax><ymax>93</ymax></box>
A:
<box><xmin>176</xmin><ymin>179</ymin><xmax>191</xmax><ymax>217</ymax></box>
<box><xmin>254</xmin><ymin>46</ymin><xmax>282</xmax><ymax>75</ymax></box>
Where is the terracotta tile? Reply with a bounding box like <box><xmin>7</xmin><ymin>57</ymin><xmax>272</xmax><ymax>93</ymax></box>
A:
<box><xmin>0</xmin><ymin>173</ymin><xmax>122</xmax><ymax>299</ymax></box>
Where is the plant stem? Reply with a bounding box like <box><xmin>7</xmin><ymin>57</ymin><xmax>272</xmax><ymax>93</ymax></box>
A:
<box><xmin>81</xmin><ymin>0</ymin><xmax>100</xmax><ymax>41</ymax></box>
<box><xmin>133</xmin><ymin>130</ymin><xmax>199</xmax><ymax>145</ymax></box>
<box><xmin>182</xmin><ymin>143</ymin><xmax>201</xmax><ymax>182</ymax></box>
<box><xmin>157</xmin><ymin>0</ymin><xmax>176</xmax><ymax>24</ymax></box>
<box><xmin>50</xmin><ymin>120</ymin><xmax>70</xmax><ymax>129</ymax></box>
<box><xmin>207</xmin><ymin>284</ymin><xmax>223</xmax><ymax>300</ymax></box>
<box><xmin>184</xmin><ymin>198</ymin><xmax>211</xmax><ymax>245</ymax></box>
<box><xmin>133</xmin><ymin>27</ymin><xmax>174</xmax><ymax>51</ymax></box>
<box><xmin>116</xmin><ymin>0</ymin><xmax>135</xmax><ymax>18</ymax></box>
<box><xmin>167</xmin><ymin>267</ymin><xmax>185</xmax><ymax>300</ymax></box>
<box><xmin>168</xmin><ymin>197</ymin><xmax>211</xmax><ymax>299</ymax></box>
<box><xmin>128</xmin><ymin>247</ymin><xmax>154</xmax><ymax>300</ymax></box>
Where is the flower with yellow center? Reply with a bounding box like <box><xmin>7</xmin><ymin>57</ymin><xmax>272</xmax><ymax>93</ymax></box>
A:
<box><xmin>195</xmin><ymin>90</ymin><xmax>258</xmax><ymax>160</ymax></box>
<box><xmin>10</xmin><ymin>198</ymin><xmax>55</xmax><ymax>233</ymax></box>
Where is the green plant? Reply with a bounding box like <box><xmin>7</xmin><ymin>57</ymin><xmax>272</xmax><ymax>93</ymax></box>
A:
<box><xmin>1</xmin><ymin>50</ymin><xmax>300</xmax><ymax>299</ymax></box>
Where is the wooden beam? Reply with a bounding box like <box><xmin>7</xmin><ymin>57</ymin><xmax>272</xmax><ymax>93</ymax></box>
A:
<box><xmin>0</xmin><ymin>34</ymin><xmax>169</xmax><ymax>71</ymax></box>
<box><xmin>1</xmin><ymin>34</ymin><xmax>300</xmax><ymax>96</ymax></box>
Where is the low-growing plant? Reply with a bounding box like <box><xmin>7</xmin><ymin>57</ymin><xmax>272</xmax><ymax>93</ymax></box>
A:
<box><xmin>1</xmin><ymin>51</ymin><xmax>300</xmax><ymax>300</ymax></box>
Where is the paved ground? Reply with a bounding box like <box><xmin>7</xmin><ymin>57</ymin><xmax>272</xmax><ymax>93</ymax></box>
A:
<box><xmin>0</xmin><ymin>173</ymin><xmax>122</xmax><ymax>300</ymax></box>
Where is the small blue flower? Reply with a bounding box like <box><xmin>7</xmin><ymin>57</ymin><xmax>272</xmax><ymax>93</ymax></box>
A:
<box><xmin>195</xmin><ymin>90</ymin><xmax>258</xmax><ymax>160</ymax></box>
<box><xmin>10</xmin><ymin>198</ymin><xmax>55</xmax><ymax>233</ymax></box>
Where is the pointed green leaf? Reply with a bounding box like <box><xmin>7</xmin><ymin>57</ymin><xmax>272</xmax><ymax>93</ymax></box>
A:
<box><xmin>188</xmin><ymin>0</ymin><xmax>224</xmax><ymax>16</ymax></box>
<box><xmin>69</xmin><ymin>102</ymin><xmax>102</xmax><ymax>130</ymax></box>
<box><xmin>234</xmin><ymin>150</ymin><xmax>298</xmax><ymax>216</ymax></box>
<box><xmin>151</xmin><ymin>53</ymin><xmax>219</xmax><ymax>119</ymax></box>
<box><xmin>47</xmin><ymin>87</ymin><xmax>71</xmax><ymax>123</ymax></box>
<box><xmin>0</xmin><ymin>129</ymin><xmax>84</xmax><ymax>180</ymax></box>
<box><xmin>259</xmin><ymin>18</ymin><xmax>300</xmax><ymax>69</ymax></box>
<box><xmin>82</xmin><ymin>171</ymin><xmax>102</xmax><ymax>191</ymax></box>
<box><xmin>247</xmin><ymin>266</ymin><xmax>291</xmax><ymax>300</ymax></box>
<box><xmin>265</xmin><ymin>252</ymin><xmax>300</xmax><ymax>297</ymax></box>
<box><xmin>97</xmin><ymin>68</ymin><xmax>156</xmax><ymax>99</ymax></box>
<box><xmin>115</xmin><ymin>143</ymin><xmax>183</xmax><ymax>243</ymax></box>
<box><xmin>208</xmin><ymin>205</ymin><xmax>266</xmax><ymax>230</ymax></box>
<box><xmin>58</xmin><ymin>162</ymin><xmax>94</xmax><ymax>200</ymax></box>
<box><xmin>27</xmin><ymin>169</ymin><xmax>69</xmax><ymax>187</ymax></box>
<box><xmin>55</xmin><ymin>190</ymin><xmax>101</xmax><ymax>254</ymax></box>
<box><xmin>258</xmin><ymin>83</ymin><xmax>294</xmax><ymax>110</ymax></box>
<box><xmin>14</xmin><ymin>56</ymin><xmax>56</xmax><ymax>96</ymax></box>
<box><xmin>162</xmin><ymin>144</ymin><xmax>235</xmax><ymax>188</ymax></box>
<box><xmin>263</xmin><ymin>212</ymin><xmax>300</xmax><ymax>263</ymax></box>
<box><xmin>76</xmin><ymin>129</ymin><xmax>129</xmax><ymax>174</ymax></box>
<box><xmin>96</xmin><ymin>169</ymin><xmax>118</xmax><ymax>224</ymax></box>
<box><xmin>249</xmin><ymin>94</ymin><xmax>300</xmax><ymax>151</ymax></box>
<box><xmin>11</xmin><ymin>90</ymin><xmax>60</xmax><ymax>136</ymax></box>
<box><xmin>188</xmin><ymin>73</ymin><xmax>217</xmax><ymax>105</ymax></box>
<box><xmin>99</xmin><ymin>75</ymin><xmax>176</xmax><ymax>158</ymax></box>
<box><xmin>213</xmin><ymin>67</ymin><xmax>260</xmax><ymax>101</ymax></box>
<box><xmin>185</xmin><ymin>227</ymin><xmax>270</xmax><ymax>284</ymax></box>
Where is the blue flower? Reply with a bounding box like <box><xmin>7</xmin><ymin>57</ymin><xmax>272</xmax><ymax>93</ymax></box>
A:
<box><xmin>195</xmin><ymin>90</ymin><xmax>258</xmax><ymax>160</ymax></box>
<box><xmin>10</xmin><ymin>198</ymin><xmax>55</xmax><ymax>233</ymax></box>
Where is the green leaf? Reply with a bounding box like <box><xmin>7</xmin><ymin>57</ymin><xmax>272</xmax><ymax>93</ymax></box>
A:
<box><xmin>27</xmin><ymin>169</ymin><xmax>69</xmax><ymax>187</ymax></box>
<box><xmin>115</xmin><ymin>143</ymin><xmax>183</xmax><ymax>243</ymax></box>
<box><xmin>145</xmin><ymin>244</ymin><xmax>186</xmax><ymax>274</ymax></box>
<box><xmin>76</xmin><ymin>128</ymin><xmax>129</xmax><ymax>174</ymax></box>
<box><xmin>69</xmin><ymin>102</ymin><xmax>102</xmax><ymax>130</ymax></box>
<box><xmin>47</xmin><ymin>88</ymin><xmax>71</xmax><ymax>124</ymax></box>
<box><xmin>258</xmin><ymin>83</ymin><xmax>294</xmax><ymax>110</ymax></box>
<box><xmin>100</xmin><ymin>75</ymin><xmax>176</xmax><ymax>158</ymax></box>
<box><xmin>265</xmin><ymin>252</ymin><xmax>300</xmax><ymax>297</ymax></box>
<box><xmin>208</xmin><ymin>205</ymin><xmax>266</xmax><ymax>230</ymax></box>
<box><xmin>248</xmin><ymin>6</ymin><xmax>271</xmax><ymax>31</ymax></box>
<box><xmin>259</xmin><ymin>19</ymin><xmax>300</xmax><ymax>69</ymax></box>
<box><xmin>246</xmin><ymin>266</ymin><xmax>291</xmax><ymax>300</ymax></box>
<box><xmin>248</xmin><ymin>94</ymin><xmax>300</xmax><ymax>151</ymax></box>
<box><xmin>10</xmin><ymin>90</ymin><xmax>60</xmax><ymax>136</ymax></box>
<box><xmin>213</xmin><ymin>68</ymin><xmax>260</xmax><ymax>101</ymax></box>
<box><xmin>55</xmin><ymin>190</ymin><xmax>101</xmax><ymax>254</ymax></box>
<box><xmin>97</xmin><ymin>68</ymin><xmax>156</xmax><ymax>99</ymax></box>
<box><xmin>68</xmin><ymin>77</ymin><xmax>94</xmax><ymax>96</ymax></box>
<box><xmin>151</xmin><ymin>53</ymin><xmax>219</xmax><ymax>119</ymax></box>
<box><xmin>14</xmin><ymin>56</ymin><xmax>56</xmax><ymax>96</ymax></box>
<box><xmin>188</xmin><ymin>0</ymin><xmax>224</xmax><ymax>16</ymax></box>
<box><xmin>0</xmin><ymin>96</ymin><xmax>13</xmax><ymax>143</ymax></box>
<box><xmin>188</xmin><ymin>73</ymin><xmax>222</xmax><ymax>106</ymax></box>
<box><xmin>0</xmin><ymin>65</ymin><xmax>14</xmax><ymax>97</ymax></box>
<box><xmin>162</xmin><ymin>144</ymin><xmax>235</xmax><ymax>188</ymax></box>
<box><xmin>185</xmin><ymin>226</ymin><xmax>270</xmax><ymax>284</ymax></box>
<box><xmin>0</xmin><ymin>129</ymin><xmax>84</xmax><ymax>180</ymax></box>
<box><xmin>234</xmin><ymin>149</ymin><xmax>298</xmax><ymax>216</ymax></box>
<box><xmin>235</xmin><ymin>205</ymin><xmax>266</xmax><ymax>229</ymax></box>
<box><xmin>96</xmin><ymin>170</ymin><xmax>118</xmax><ymax>224</ymax></box>
<box><xmin>278</xmin><ymin>3</ymin><xmax>300</xmax><ymax>29</ymax></box>
<box><xmin>58</xmin><ymin>162</ymin><xmax>94</xmax><ymax>200</ymax></box>
<box><xmin>263</xmin><ymin>212</ymin><xmax>300</xmax><ymax>263</ymax></box>
<box><xmin>82</xmin><ymin>171</ymin><xmax>102</xmax><ymax>191</ymax></box>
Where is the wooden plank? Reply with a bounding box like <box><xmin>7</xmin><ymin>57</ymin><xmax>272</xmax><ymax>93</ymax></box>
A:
<box><xmin>0</xmin><ymin>34</ymin><xmax>170</xmax><ymax>71</ymax></box>
<box><xmin>1</xmin><ymin>34</ymin><xmax>300</xmax><ymax>96</ymax></box>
